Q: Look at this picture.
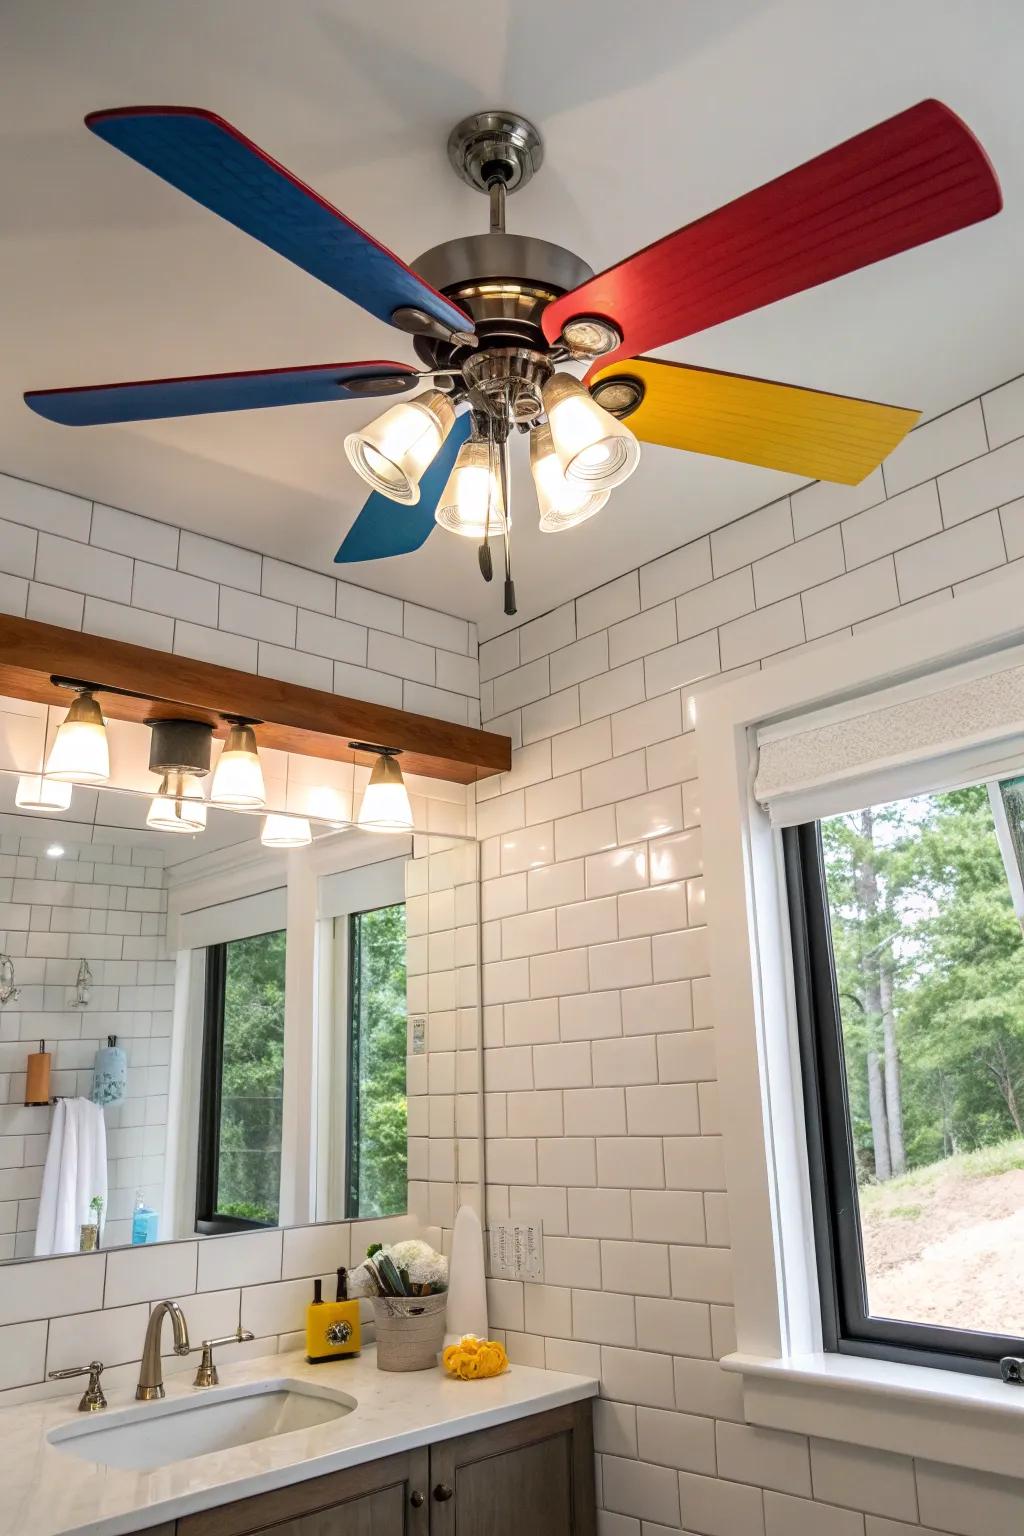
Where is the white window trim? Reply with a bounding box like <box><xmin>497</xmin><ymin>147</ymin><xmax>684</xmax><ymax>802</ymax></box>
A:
<box><xmin>695</xmin><ymin>578</ymin><xmax>1024</xmax><ymax>1480</ymax></box>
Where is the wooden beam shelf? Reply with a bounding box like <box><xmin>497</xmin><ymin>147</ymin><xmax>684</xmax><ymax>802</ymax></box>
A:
<box><xmin>0</xmin><ymin>613</ymin><xmax>510</xmax><ymax>785</ymax></box>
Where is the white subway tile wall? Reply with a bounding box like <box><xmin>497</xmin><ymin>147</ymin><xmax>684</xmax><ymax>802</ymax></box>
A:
<box><xmin>0</xmin><ymin>837</ymin><xmax>170</xmax><ymax>1255</ymax></box>
<box><xmin>0</xmin><ymin>474</ymin><xmax>476</xmax><ymax>1402</ymax></box>
<box><xmin>2</xmin><ymin>380</ymin><xmax>1024</xmax><ymax>1531</ymax></box>
<box><xmin>478</xmin><ymin>374</ymin><xmax>1024</xmax><ymax>1533</ymax></box>
<box><xmin>0</xmin><ymin>473</ymin><xmax>479</xmax><ymax>723</ymax></box>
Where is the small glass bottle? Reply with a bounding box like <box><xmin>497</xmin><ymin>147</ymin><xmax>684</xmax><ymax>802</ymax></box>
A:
<box><xmin>131</xmin><ymin>1190</ymin><xmax>158</xmax><ymax>1245</ymax></box>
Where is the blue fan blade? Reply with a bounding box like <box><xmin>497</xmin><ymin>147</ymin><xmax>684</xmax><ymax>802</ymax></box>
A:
<box><xmin>25</xmin><ymin>361</ymin><xmax>415</xmax><ymax>426</ymax></box>
<box><xmin>86</xmin><ymin>106</ymin><xmax>472</xmax><ymax>334</ymax></box>
<box><xmin>335</xmin><ymin>413</ymin><xmax>472</xmax><ymax>563</ymax></box>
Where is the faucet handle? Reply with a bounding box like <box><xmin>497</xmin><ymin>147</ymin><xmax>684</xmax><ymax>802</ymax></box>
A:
<box><xmin>193</xmin><ymin>1326</ymin><xmax>255</xmax><ymax>1387</ymax></box>
<box><xmin>49</xmin><ymin>1360</ymin><xmax>107</xmax><ymax>1413</ymax></box>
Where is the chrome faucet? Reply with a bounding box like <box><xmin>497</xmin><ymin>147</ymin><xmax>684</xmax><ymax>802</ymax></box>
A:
<box><xmin>136</xmin><ymin>1300</ymin><xmax>191</xmax><ymax>1401</ymax></box>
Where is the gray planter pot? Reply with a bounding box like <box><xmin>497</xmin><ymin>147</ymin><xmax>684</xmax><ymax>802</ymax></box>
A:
<box><xmin>372</xmin><ymin>1292</ymin><xmax>448</xmax><ymax>1372</ymax></box>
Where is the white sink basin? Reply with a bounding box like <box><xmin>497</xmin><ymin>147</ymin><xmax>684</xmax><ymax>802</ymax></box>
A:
<box><xmin>48</xmin><ymin>1378</ymin><xmax>357</xmax><ymax>1471</ymax></box>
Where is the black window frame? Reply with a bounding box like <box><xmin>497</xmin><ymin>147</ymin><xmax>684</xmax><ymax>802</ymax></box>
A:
<box><xmin>195</xmin><ymin>933</ymin><xmax>284</xmax><ymax>1237</ymax></box>
<box><xmin>784</xmin><ymin>818</ymin><xmax>1024</xmax><ymax>1378</ymax></box>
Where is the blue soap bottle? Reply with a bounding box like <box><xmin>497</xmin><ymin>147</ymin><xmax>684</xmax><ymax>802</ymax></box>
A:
<box><xmin>131</xmin><ymin>1190</ymin><xmax>159</xmax><ymax>1245</ymax></box>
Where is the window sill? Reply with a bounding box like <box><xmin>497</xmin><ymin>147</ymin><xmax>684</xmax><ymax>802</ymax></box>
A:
<box><xmin>723</xmin><ymin>1350</ymin><xmax>1024</xmax><ymax>1479</ymax></box>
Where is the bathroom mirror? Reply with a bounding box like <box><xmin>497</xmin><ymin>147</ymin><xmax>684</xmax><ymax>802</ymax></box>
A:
<box><xmin>0</xmin><ymin>766</ymin><xmax>481</xmax><ymax>1262</ymax></box>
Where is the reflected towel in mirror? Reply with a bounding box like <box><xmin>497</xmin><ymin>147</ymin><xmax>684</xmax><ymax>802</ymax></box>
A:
<box><xmin>34</xmin><ymin>1097</ymin><xmax>108</xmax><ymax>1257</ymax></box>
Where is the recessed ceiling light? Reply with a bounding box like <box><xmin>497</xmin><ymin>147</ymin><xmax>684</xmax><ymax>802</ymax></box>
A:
<box><xmin>45</xmin><ymin>844</ymin><xmax>65</xmax><ymax>859</ymax></box>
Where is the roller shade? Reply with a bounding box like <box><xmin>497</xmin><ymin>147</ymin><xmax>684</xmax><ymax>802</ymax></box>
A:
<box><xmin>754</xmin><ymin>646</ymin><xmax>1024</xmax><ymax>826</ymax></box>
<box><xmin>178</xmin><ymin>886</ymin><xmax>286</xmax><ymax>950</ymax></box>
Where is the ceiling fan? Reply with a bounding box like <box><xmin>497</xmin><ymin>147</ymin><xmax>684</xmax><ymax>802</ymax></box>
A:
<box><xmin>25</xmin><ymin>100</ymin><xmax>1001</xmax><ymax>617</ymax></box>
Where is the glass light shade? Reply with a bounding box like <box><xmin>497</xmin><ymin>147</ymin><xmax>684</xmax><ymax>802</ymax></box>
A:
<box><xmin>344</xmin><ymin>389</ymin><xmax>455</xmax><ymax>505</ymax></box>
<box><xmin>530</xmin><ymin>423</ymin><xmax>610</xmax><ymax>533</ymax></box>
<box><xmin>146</xmin><ymin>773</ymin><xmax>207</xmax><ymax>834</ymax></box>
<box><xmin>435</xmin><ymin>439</ymin><xmax>507</xmax><ymax>538</ymax></box>
<box><xmin>358</xmin><ymin>752</ymin><xmax>413</xmax><ymax>833</ymax></box>
<box><xmin>542</xmin><ymin>372</ymin><xmax>641</xmax><ymax>491</ymax></box>
<box><xmin>261</xmin><ymin>813</ymin><xmax>312</xmax><ymax>849</ymax></box>
<box><xmin>210</xmin><ymin>723</ymin><xmax>265</xmax><ymax>808</ymax></box>
<box><xmin>44</xmin><ymin>692</ymin><xmax>110</xmax><ymax>783</ymax></box>
<box><xmin>15</xmin><ymin>774</ymin><xmax>73</xmax><ymax>812</ymax></box>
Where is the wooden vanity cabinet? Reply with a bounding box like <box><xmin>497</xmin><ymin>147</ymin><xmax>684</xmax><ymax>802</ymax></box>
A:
<box><xmin>172</xmin><ymin>1401</ymin><xmax>594</xmax><ymax>1536</ymax></box>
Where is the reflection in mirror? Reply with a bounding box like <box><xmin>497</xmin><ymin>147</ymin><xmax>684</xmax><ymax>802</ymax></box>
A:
<box><xmin>0</xmin><ymin>765</ymin><xmax>480</xmax><ymax>1261</ymax></box>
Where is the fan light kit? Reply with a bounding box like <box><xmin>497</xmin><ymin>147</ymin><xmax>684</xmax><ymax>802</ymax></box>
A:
<box><xmin>25</xmin><ymin>101</ymin><xmax>1001</xmax><ymax>617</ymax></box>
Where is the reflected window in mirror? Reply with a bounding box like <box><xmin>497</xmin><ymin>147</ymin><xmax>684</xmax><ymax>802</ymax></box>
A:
<box><xmin>346</xmin><ymin>902</ymin><xmax>407</xmax><ymax>1220</ymax></box>
<box><xmin>196</xmin><ymin>929</ymin><xmax>286</xmax><ymax>1235</ymax></box>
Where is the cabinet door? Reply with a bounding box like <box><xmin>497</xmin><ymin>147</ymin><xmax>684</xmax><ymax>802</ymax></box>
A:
<box><xmin>429</xmin><ymin>1401</ymin><xmax>595</xmax><ymax>1536</ymax></box>
<box><xmin>175</xmin><ymin>1446</ymin><xmax>430</xmax><ymax>1536</ymax></box>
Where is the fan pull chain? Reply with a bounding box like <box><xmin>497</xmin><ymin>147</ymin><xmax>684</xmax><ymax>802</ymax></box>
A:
<box><xmin>497</xmin><ymin>421</ymin><xmax>516</xmax><ymax>617</ymax></box>
<box><xmin>478</xmin><ymin>424</ymin><xmax>495</xmax><ymax>583</ymax></box>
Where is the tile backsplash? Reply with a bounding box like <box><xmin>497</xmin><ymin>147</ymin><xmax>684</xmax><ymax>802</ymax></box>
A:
<box><xmin>0</xmin><ymin>1213</ymin><xmax>425</xmax><ymax>1399</ymax></box>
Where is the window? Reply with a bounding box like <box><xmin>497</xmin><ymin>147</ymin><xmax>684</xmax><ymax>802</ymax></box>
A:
<box><xmin>197</xmin><ymin>929</ymin><xmax>286</xmax><ymax>1234</ymax></box>
<box><xmin>786</xmin><ymin>781</ymin><xmax>1024</xmax><ymax>1373</ymax></box>
<box><xmin>346</xmin><ymin>902</ymin><xmax>407</xmax><ymax>1219</ymax></box>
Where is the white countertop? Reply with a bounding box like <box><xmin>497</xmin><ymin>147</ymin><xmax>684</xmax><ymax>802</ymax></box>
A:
<box><xmin>3</xmin><ymin>1347</ymin><xmax>598</xmax><ymax>1536</ymax></box>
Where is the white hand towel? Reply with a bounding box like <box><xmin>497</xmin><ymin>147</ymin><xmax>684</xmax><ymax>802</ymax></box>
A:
<box><xmin>34</xmin><ymin>1097</ymin><xmax>108</xmax><ymax>1257</ymax></box>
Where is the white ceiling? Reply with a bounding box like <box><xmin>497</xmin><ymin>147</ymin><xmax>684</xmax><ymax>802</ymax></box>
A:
<box><xmin>2</xmin><ymin>0</ymin><xmax>1023</xmax><ymax>639</ymax></box>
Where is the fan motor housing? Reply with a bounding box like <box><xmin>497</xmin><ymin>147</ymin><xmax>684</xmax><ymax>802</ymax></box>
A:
<box><xmin>411</xmin><ymin>232</ymin><xmax>593</xmax><ymax>369</ymax></box>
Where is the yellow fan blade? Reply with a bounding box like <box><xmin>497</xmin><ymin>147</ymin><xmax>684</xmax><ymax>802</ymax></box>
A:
<box><xmin>589</xmin><ymin>358</ymin><xmax>919</xmax><ymax>485</ymax></box>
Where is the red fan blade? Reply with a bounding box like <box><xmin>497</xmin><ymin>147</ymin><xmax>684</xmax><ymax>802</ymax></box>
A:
<box><xmin>543</xmin><ymin>100</ymin><xmax>1001</xmax><ymax>365</ymax></box>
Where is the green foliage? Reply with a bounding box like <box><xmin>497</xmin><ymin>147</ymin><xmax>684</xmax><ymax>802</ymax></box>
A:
<box><xmin>350</xmin><ymin>903</ymin><xmax>408</xmax><ymax>1219</ymax></box>
<box><xmin>216</xmin><ymin>929</ymin><xmax>286</xmax><ymax>1224</ymax></box>
<box><xmin>823</xmin><ymin>784</ymin><xmax>1024</xmax><ymax>1184</ymax></box>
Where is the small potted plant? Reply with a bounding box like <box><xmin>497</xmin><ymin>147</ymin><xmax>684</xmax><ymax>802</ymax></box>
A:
<box><xmin>79</xmin><ymin>1194</ymin><xmax>104</xmax><ymax>1252</ymax></box>
<box><xmin>348</xmin><ymin>1239</ymin><xmax>449</xmax><ymax>1372</ymax></box>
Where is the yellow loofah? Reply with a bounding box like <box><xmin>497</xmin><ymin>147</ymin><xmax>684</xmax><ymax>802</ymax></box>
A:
<box><xmin>442</xmin><ymin>1333</ymin><xmax>509</xmax><ymax>1380</ymax></box>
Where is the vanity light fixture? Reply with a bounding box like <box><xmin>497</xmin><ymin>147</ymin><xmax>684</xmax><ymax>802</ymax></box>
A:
<box><xmin>260</xmin><ymin>813</ymin><xmax>313</xmax><ymax>848</ymax></box>
<box><xmin>344</xmin><ymin>389</ymin><xmax>456</xmax><ymax>505</ymax></box>
<box><xmin>210</xmin><ymin>718</ymin><xmax>266</xmax><ymax>809</ymax></box>
<box><xmin>352</xmin><ymin>743</ymin><xmax>414</xmax><ymax>832</ymax></box>
<box><xmin>44</xmin><ymin>687</ymin><xmax>110</xmax><ymax>784</ymax></box>
<box><xmin>15</xmin><ymin>774</ymin><xmax>73</xmax><ymax>812</ymax></box>
<box><xmin>541</xmin><ymin>371</ymin><xmax>641</xmax><ymax>492</ymax></box>
<box><xmin>146</xmin><ymin>772</ymin><xmax>208</xmax><ymax>834</ymax></box>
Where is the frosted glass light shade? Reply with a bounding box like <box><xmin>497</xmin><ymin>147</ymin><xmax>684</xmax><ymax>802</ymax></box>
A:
<box><xmin>344</xmin><ymin>390</ymin><xmax>455</xmax><ymax>505</ymax></box>
<box><xmin>210</xmin><ymin>723</ymin><xmax>265</xmax><ymax>808</ymax></box>
<box><xmin>147</xmin><ymin>773</ymin><xmax>207</xmax><ymax>834</ymax></box>
<box><xmin>45</xmin><ymin>692</ymin><xmax>110</xmax><ymax>783</ymax></box>
<box><xmin>15</xmin><ymin>774</ymin><xmax>72</xmax><ymax>812</ymax></box>
<box><xmin>542</xmin><ymin>372</ymin><xmax>641</xmax><ymax>491</ymax></box>
<box><xmin>358</xmin><ymin>752</ymin><xmax>413</xmax><ymax>832</ymax></box>
<box><xmin>530</xmin><ymin>423</ymin><xmax>610</xmax><ymax>533</ymax></box>
<box><xmin>261</xmin><ymin>813</ymin><xmax>312</xmax><ymax>848</ymax></box>
<box><xmin>435</xmin><ymin>439</ymin><xmax>506</xmax><ymax>538</ymax></box>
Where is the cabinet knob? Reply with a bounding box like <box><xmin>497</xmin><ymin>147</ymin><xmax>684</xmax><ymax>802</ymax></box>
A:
<box><xmin>433</xmin><ymin>1483</ymin><xmax>454</xmax><ymax>1502</ymax></box>
<box><xmin>410</xmin><ymin>1491</ymin><xmax>425</xmax><ymax>1508</ymax></box>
